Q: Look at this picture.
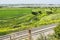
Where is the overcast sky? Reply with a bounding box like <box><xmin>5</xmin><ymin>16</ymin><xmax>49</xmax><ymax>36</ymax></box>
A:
<box><xmin>0</xmin><ymin>0</ymin><xmax>60</xmax><ymax>4</ymax></box>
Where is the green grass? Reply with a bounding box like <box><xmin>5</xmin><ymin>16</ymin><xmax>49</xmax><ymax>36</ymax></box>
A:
<box><xmin>0</xmin><ymin>7</ymin><xmax>60</xmax><ymax>36</ymax></box>
<box><xmin>0</xmin><ymin>8</ymin><xmax>32</xmax><ymax>19</ymax></box>
<box><xmin>38</xmin><ymin>13</ymin><xmax>60</xmax><ymax>25</ymax></box>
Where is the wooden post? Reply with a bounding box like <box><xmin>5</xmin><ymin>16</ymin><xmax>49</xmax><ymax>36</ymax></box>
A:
<box><xmin>28</xmin><ymin>30</ymin><xmax>32</xmax><ymax>40</ymax></box>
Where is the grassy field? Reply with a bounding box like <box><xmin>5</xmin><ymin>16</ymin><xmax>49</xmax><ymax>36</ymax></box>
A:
<box><xmin>0</xmin><ymin>8</ymin><xmax>32</xmax><ymax>19</ymax></box>
<box><xmin>0</xmin><ymin>7</ymin><xmax>60</xmax><ymax>36</ymax></box>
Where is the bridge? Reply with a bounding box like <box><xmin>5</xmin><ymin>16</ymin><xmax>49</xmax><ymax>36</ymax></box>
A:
<box><xmin>0</xmin><ymin>24</ymin><xmax>57</xmax><ymax>40</ymax></box>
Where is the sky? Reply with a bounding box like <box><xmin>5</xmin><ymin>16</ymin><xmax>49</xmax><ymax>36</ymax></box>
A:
<box><xmin>0</xmin><ymin>0</ymin><xmax>60</xmax><ymax>4</ymax></box>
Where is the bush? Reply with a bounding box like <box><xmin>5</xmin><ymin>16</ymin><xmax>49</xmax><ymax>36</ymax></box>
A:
<box><xmin>0</xmin><ymin>6</ymin><xmax>3</xmax><ymax>8</ymax></box>
<box><xmin>54</xmin><ymin>24</ymin><xmax>60</xmax><ymax>39</ymax></box>
<box><xmin>32</xmin><ymin>12</ymin><xmax>38</xmax><ymax>15</ymax></box>
<box><xmin>38</xmin><ymin>11</ymin><xmax>42</xmax><ymax>14</ymax></box>
<box><xmin>46</xmin><ymin>11</ymin><xmax>53</xmax><ymax>15</ymax></box>
<box><xmin>36</xmin><ymin>34</ymin><xmax>59</xmax><ymax>40</ymax></box>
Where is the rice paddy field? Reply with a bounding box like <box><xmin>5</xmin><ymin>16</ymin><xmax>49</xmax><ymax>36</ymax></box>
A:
<box><xmin>0</xmin><ymin>8</ymin><xmax>32</xmax><ymax>19</ymax></box>
<box><xmin>0</xmin><ymin>7</ymin><xmax>60</xmax><ymax>36</ymax></box>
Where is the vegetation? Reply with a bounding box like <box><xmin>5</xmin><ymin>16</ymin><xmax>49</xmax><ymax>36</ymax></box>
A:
<box><xmin>36</xmin><ymin>34</ymin><xmax>59</xmax><ymax>40</ymax></box>
<box><xmin>54</xmin><ymin>24</ymin><xmax>60</xmax><ymax>39</ymax></box>
<box><xmin>0</xmin><ymin>7</ymin><xmax>60</xmax><ymax>36</ymax></box>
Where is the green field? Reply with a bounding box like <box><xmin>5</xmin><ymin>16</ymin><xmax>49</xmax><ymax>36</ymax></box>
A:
<box><xmin>0</xmin><ymin>7</ymin><xmax>60</xmax><ymax>36</ymax></box>
<box><xmin>0</xmin><ymin>8</ymin><xmax>32</xmax><ymax>19</ymax></box>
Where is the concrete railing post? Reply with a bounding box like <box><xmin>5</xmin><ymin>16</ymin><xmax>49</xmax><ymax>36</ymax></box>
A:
<box><xmin>10</xmin><ymin>35</ymin><xmax>12</xmax><ymax>40</ymax></box>
<box><xmin>10</xmin><ymin>34</ymin><xmax>15</xmax><ymax>40</ymax></box>
<box><xmin>28</xmin><ymin>30</ymin><xmax>32</xmax><ymax>40</ymax></box>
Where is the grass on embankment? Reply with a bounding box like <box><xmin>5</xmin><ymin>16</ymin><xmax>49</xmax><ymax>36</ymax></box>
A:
<box><xmin>0</xmin><ymin>8</ymin><xmax>60</xmax><ymax>36</ymax></box>
<box><xmin>37</xmin><ymin>13</ymin><xmax>60</xmax><ymax>25</ymax></box>
<box><xmin>0</xmin><ymin>13</ymin><xmax>60</xmax><ymax>36</ymax></box>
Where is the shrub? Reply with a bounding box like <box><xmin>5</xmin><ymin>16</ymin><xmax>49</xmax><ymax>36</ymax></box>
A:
<box><xmin>54</xmin><ymin>24</ymin><xmax>60</xmax><ymax>39</ymax></box>
<box><xmin>36</xmin><ymin>34</ymin><xmax>59</xmax><ymax>40</ymax></box>
<box><xmin>32</xmin><ymin>12</ymin><xmax>38</xmax><ymax>15</ymax></box>
<box><xmin>38</xmin><ymin>11</ymin><xmax>42</xmax><ymax>14</ymax></box>
<box><xmin>46</xmin><ymin>11</ymin><xmax>53</xmax><ymax>15</ymax></box>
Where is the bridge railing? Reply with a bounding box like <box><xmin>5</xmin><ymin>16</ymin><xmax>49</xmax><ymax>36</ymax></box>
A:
<box><xmin>0</xmin><ymin>24</ymin><xmax>57</xmax><ymax>40</ymax></box>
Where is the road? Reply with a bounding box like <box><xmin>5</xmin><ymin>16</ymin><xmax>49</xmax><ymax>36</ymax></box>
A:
<box><xmin>0</xmin><ymin>24</ymin><xmax>57</xmax><ymax>40</ymax></box>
